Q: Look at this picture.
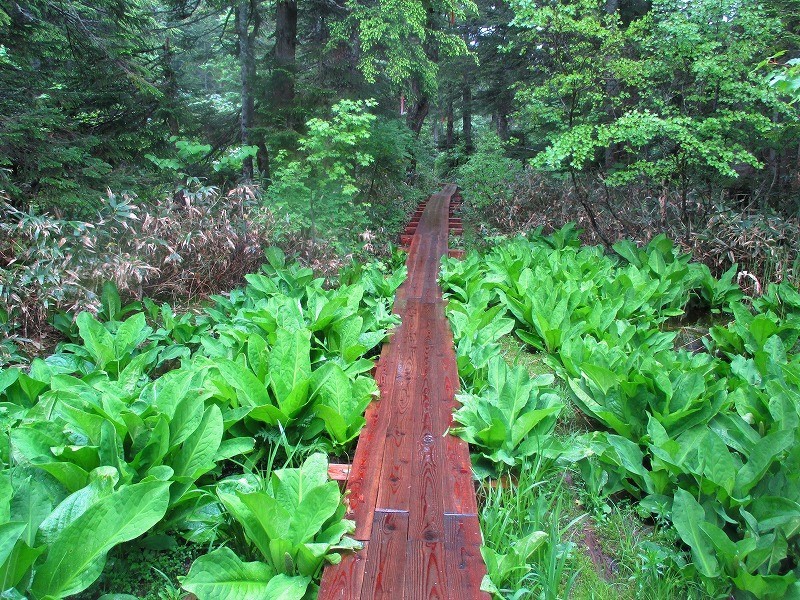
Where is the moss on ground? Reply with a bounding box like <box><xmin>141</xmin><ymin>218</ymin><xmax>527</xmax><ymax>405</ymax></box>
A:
<box><xmin>75</xmin><ymin>540</ymin><xmax>202</xmax><ymax>600</ymax></box>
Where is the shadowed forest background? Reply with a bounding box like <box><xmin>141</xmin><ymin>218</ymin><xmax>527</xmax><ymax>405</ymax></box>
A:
<box><xmin>1</xmin><ymin>0</ymin><xmax>799</xmax><ymax>349</ymax></box>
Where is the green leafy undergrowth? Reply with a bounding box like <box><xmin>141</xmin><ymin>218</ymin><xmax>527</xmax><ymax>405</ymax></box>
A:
<box><xmin>478</xmin><ymin>459</ymin><xmax>583</xmax><ymax>599</ymax></box>
<box><xmin>181</xmin><ymin>454</ymin><xmax>358</xmax><ymax>600</ymax></box>
<box><xmin>0</xmin><ymin>248</ymin><xmax>404</xmax><ymax>598</ymax></box>
<box><xmin>441</xmin><ymin>226</ymin><xmax>800</xmax><ymax>598</ymax></box>
<box><xmin>76</xmin><ymin>540</ymin><xmax>202</xmax><ymax>600</ymax></box>
<box><xmin>452</xmin><ymin>357</ymin><xmax>563</xmax><ymax>478</ymax></box>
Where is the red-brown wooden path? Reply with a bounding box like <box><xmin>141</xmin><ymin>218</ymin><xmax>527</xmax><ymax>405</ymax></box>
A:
<box><xmin>318</xmin><ymin>185</ymin><xmax>489</xmax><ymax>599</ymax></box>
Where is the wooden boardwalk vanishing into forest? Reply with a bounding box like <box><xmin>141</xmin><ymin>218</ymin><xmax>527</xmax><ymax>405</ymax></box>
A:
<box><xmin>318</xmin><ymin>185</ymin><xmax>489</xmax><ymax>599</ymax></box>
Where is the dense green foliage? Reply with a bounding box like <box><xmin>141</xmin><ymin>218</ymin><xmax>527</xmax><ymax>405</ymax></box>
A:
<box><xmin>0</xmin><ymin>0</ymin><xmax>455</xmax><ymax>215</ymax></box>
<box><xmin>442</xmin><ymin>228</ymin><xmax>800</xmax><ymax>598</ymax></box>
<box><xmin>0</xmin><ymin>250</ymin><xmax>404</xmax><ymax>598</ymax></box>
<box><xmin>2</xmin><ymin>0</ymin><xmax>800</xmax><ymax>596</ymax></box>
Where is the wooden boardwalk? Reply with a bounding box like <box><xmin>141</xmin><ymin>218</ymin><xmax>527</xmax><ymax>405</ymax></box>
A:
<box><xmin>318</xmin><ymin>185</ymin><xmax>489</xmax><ymax>599</ymax></box>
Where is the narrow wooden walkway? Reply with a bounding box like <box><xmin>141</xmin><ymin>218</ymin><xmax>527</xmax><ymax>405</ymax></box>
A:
<box><xmin>319</xmin><ymin>185</ymin><xmax>489</xmax><ymax>599</ymax></box>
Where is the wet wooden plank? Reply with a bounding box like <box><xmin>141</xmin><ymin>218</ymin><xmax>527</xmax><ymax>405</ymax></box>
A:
<box><xmin>346</xmin><ymin>396</ymin><xmax>390</xmax><ymax>539</ymax></box>
<box><xmin>443</xmin><ymin>515</ymin><xmax>490</xmax><ymax>600</ymax></box>
<box><xmin>361</xmin><ymin>511</ymin><xmax>410</xmax><ymax>599</ymax></box>
<box><xmin>442</xmin><ymin>435</ymin><xmax>478</xmax><ymax>516</ymax></box>
<box><xmin>405</xmin><ymin>541</ymin><xmax>449</xmax><ymax>599</ymax></box>
<box><xmin>349</xmin><ymin>299</ymin><xmax>417</xmax><ymax>539</ymax></box>
<box><xmin>329</xmin><ymin>463</ymin><xmax>351</xmax><ymax>481</ymax></box>
<box><xmin>318</xmin><ymin>544</ymin><xmax>369</xmax><ymax>600</ymax></box>
<box><xmin>375</xmin><ymin>320</ymin><xmax>428</xmax><ymax>510</ymax></box>
<box><xmin>408</xmin><ymin>307</ymin><xmax>447</xmax><ymax>542</ymax></box>
<box><xmin>321</xmin><ymin>185</ymin><xmax>486</xmax><ymax>599</ymax></box>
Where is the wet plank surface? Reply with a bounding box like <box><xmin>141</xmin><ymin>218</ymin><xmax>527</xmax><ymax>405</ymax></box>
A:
<box><xmin>319</xmin><ymin>184</ymin><xmax>489</xmax><ymax>599</ymax></box>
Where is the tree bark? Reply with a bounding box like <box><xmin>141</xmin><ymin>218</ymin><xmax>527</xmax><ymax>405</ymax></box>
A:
<box><xmin>497</xmin><ymin>112</ymin><xmax>509</xmax><ymax>141</ymax></box>
<box><xmin>272</xmin><ymin>0</ymin><xmax>297</xmax><ymax>123</ymax></box>
<box><xmin>406</xmin><ymin>79</ymin><xmax>429</xmax><ymax>136</ymax></box>
<box><xmin>462</xmin><ymin>82</ymin><xmax>472</xmax><ymax>153</ymax></box>
<box><xmin>795</xmin><ymin>142</ymin><xmax>800</xmax><ymax>192</ymax></box>
<box><xmin>236</xmin><ymin>1</ymin><xmax>256</xmax><ymax>179</ymax></box>
<box><xmin>446</xmin><ymin>96</ymin><xmax>454</xmax><ymax>149</ymax></box>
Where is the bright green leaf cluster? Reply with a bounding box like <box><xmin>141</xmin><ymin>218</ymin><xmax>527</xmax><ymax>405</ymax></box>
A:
<box><xmin>0</xmin><ymin>248</ymin><xmax>405</xmax><ymax>598</ymax></box>
<box><xmin>441</xmin><ymin>228</ymin><xmax>800</xmax><ymax>597</ymax></box>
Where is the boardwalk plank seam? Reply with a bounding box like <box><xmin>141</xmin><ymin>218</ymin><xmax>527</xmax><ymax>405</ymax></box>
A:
<box><xmin>318</xmin><ymin>185</ymin><xmax>489</xmax><ymax>600</ymax></box>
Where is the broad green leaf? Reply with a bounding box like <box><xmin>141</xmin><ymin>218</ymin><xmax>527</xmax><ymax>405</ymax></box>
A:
<box><xmin>76</xmin><ymin>312</ymin><xmax>115</xmax><ymax>369</ymax></box>
<box><xmin>510</xmin><ymin>406</ymin><xmax>562</xmax><ymax>447</ymax></box>
<box><xmin>515</xmin><ymin>530</ymin><xmax>547</xmax><ymax>561</ymax></box>
<box><xmin>698</xmin><ymin>430</ymin><xmax>736</xmax><ymax>496</ymax></box>
<box><xmin>34</xmin><ymin>460</ymin><xmax>89</xmax><ymax>493</ymax></box>
<box><xmin>476</xmin><ymin>420</ymin><xmax>506</xmax><ymax>448</ymax></box>
<box><xmin>114</xmin><ymin>313</ymin><xmax>150</xmax><ymax>360</ymax></box>
<box><xmin>0</xmin><ymin>523</ymin><xmax>26</xmax><ymax>567</ymax></box>
<box><xmin>38</xmin><ymin>466</ymin><xmax>118</xmax><ymax>546</ymax></box>
<box><xmin>315</xmin><ymin>405</ymin><xmax>349</xmax><ymax>443</ymax></box>
<box><xmin>131</xmin><ymin>414</ymin><xmax>170</xmax><ymax>474</ymax></box>
<box><xmin>264</xmin><ymin>573</ymin><xmax>310</xmax><ymax>599</ymax></box>
<box><xmin>0</xmin><ymin>540</ymin><xmax>44</xmax><ymax>590</ymax></box>
<box><xmin>9</xmin><ymin>475</ymin><xmax>52</xmax><ymax>547</ymax></box>
<box><xmin>279</xmin><ymin>380</ymin><xmax>310</xmax><ymax>418</ymax></box>
<box><xmin>672</xmin><ymin>488</ymin><xmax>719</xmax><ymax>578</ymax></box>
<box><xmin>606</xmin><ymin>435</ymin><xmax>651</xmax><ymax>481</ymax></box>
<box><xmin>732</xmin><ymin>571</ymin><xmax>797</xmax><ymax>598</ymax></box>
<box><xmin>0</xmin><ymin>474</ymin><xmax>11</xmax><ymax>523</ymax></box>
<box><xmin>0</xmin><ymin>369</ymin><xmax>20</xmax><ymax>396</ymax></box>
<box><xmin>238</xmin><ymin>491</ymin><xmax>292</xmax><ymax>542</ymax></box>
<box><xmin>269</xmin><ymin>329</ymin><xmax>311</xmax><ymax>410</ymax></box>
<box><xmin>581</xmin><ymin>363</ymin><xmax>618</xmax><ymax>396</ymax></box>
<box><xmin>735</xmin><ymin>429</ymin><xmax>794</xmax><ymax>496</ymax></box>
<box><xmin>274</xmin><ymin>453</ymin><xmax>329</xmax><ymax>514</ymax></box>
<box><xmin>214</xmin><ymin>437</ymin><xmax>256</xmax><ymax>462</ymax></box>
<box><xmin>217</xmin><ymin>491</ymin><xmax>272</xmax><ymax>559</ymax></box>
<box><xmin>612</xmin><ymin>239</ymin><xmax>642</xmax><ymax>267</ymax></box>
<box><xmin>699</xmin><ymin>521</ymin><xmax>738</xmax><ymax>570</ymax></box>
<box><xmin>100</xmin><ymin>281</ymin><xmax>122</xmax><ymax>321</ymax></box>
<box><xmin>312</xmin><ymin>363</ymin><xmax>356</xmax><ymax>420</ymax></box>
<box><xmin>99</xmin><ymin>419</ymin><xmax>126</xmax><ymax>479</ymax></box>
<box><xmin>172</xmin><ymin>404</ymin><xmax>223</xmax><ymax>482</ymax></box>
<box><xmin>30</xmin><ymin>481</ymin><xmax>170</xmax><ymax>598</ymax></box>
<box><xmin>246</xmin><ymin>333</ymin><xmax>269</xmax><ymax>381</ymax></box>
<box><xmin>216</xmin><ymin>359</ymin><xmax>271</xmax><ymax>407</ymax></box>
<box><xmin>288</xmin><ymin>482</ymin><xmax>341</xmax><ymax>545</ymax></box>
<box><xmin>248</xmin><ymin>403</ymin><xmax>288</xmax><ymax>425</ymax></box>
<box><xmin>170</xmin><ymin>391</ymin><xmax>204</xmax><ymax>448</ymax></box>
<box><xmin>494</xmin><ymin>362</ymin><xmax>534</xmax><ymax>423</ymax></box>
<box><xmin>750</xmin><ymin>316</ymin><xmax>778</xmax><ymax>349</ymax></box>
<box><xmin>181</xmin><ymin>547</ymin><xmax>277</xmax><ymax>600</ymax></box>
<box><xmin>141</xmin><ymin>369</ymin><xmax>195</xmax><ymax>418</ymax></box>
<box><xmin>750</xmin><ymin>496</ymin><xmax>800</xmax><ymax>535</ymax></box>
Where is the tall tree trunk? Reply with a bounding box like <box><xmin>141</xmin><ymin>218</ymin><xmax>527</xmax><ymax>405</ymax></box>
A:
<box><xmin>272</xmin><ymin>0</ymin><xmax>297</xmax><ymax>124</ymax></box>
<box><xmin>497</xmin><ymin>111</ymin><xmax>509</xmax><ymax>141</ymax></box>
<box><xmin>462</xmin><ymin>82</ymin><xmax>472</xmax><ymax>153</ymax></box>
<box><xmin>406</xmin><ymin>79</ymin><xmax>429</xmax><ymax>136</ymax></box>
<box><xmin>446</xmin><ymin>96</ymin><xmax>454</xmax><ymax>149</ymax></box>
<box><xmin>795</xmin><ymin>143</ymin><xmax>800</xmax><ymax>192</ymax></box>
<box><xmin>236</xmin><ymin>1</ymin><xmax>256</xmax><ymax>179</ymax></box>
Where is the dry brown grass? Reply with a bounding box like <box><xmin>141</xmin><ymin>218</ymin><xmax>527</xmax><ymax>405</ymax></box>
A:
<box><xmin>461</xmin><ymin>171</ymin><xmax>800</xmax><ymax>286</ymax></box>
<box><xmin>1</xmin><ymin>183</ymin><xmax>275</xmax><ymax>337</ymax></box>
